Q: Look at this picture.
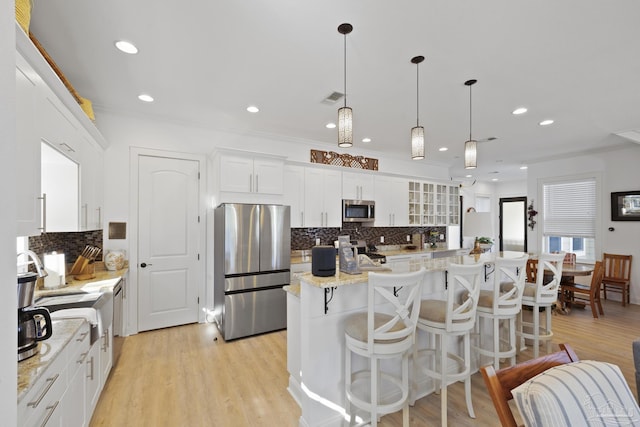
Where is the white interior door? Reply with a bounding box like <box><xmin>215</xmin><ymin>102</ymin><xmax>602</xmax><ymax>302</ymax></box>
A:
<box><xmin>138</xmin><ymin>155</ymin><xmax>200</xmax><ymax>331</ymax></box>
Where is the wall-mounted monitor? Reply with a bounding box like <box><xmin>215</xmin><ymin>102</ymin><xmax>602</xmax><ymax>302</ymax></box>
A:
<box><xmin>611</xmin><ymin>191</ymin><xmax>640</xmax><ymax>221</ymax></box>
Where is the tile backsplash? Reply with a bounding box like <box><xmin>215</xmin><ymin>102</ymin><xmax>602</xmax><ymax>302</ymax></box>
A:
<box><xmin>291</xmin><ymin>224</ymin><xmax>448</xmax><ymax>250</ymax></box>
<box><xmin>29</xmin><ymin>230</ymin><xmax>103</xmax><ymax>262</ymax></box>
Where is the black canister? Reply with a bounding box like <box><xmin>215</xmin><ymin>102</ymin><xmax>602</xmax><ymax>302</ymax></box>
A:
<box><xmin>312</xmin><ymin>246</ymin><xmax>336</xmax><ymax>277</ymax></box>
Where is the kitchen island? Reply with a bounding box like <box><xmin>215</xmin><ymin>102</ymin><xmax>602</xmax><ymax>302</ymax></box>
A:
<box><xmin>285</xmin><ymin>251</ymin><xmax>524</xmax><ymax>427</ymax></box>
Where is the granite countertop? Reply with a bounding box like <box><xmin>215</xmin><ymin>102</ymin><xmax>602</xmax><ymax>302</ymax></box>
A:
<box><xmin>291</xmin><ymin>246</ymin><xmax>459</xmax><ymax>265</ymax></box>
<box><xmin>35</xmin><ymin>262</ymin><xmax>128</xmax><ymax>298</ymax></box>
<box><xmin>18</xmin><ymin>318</ymin><xmax>86</xmax><ymax>404</ymax></box>
<box><xmin>296</xmin><ymin>251</ymin><xmax>527</xmax><ymax>289</ymax></box>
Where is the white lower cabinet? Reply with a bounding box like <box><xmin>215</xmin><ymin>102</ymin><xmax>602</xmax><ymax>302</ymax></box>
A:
<box><xmin>100</xmin><ymin>327</ymin><xmax>113</xmax><ymax>385</ymax></box>
<box><xmin>85</xmin><ymin>340</ymin><xmax>101</xmax><ymax>418</ymax></box>
<box><xmin>18</xmin><ymin>319</ymin><xmax>115</xmax><ymax>427</ymax></box>
<box><xmin>19</xmin><ymin>322</ymin><xmax>90</xmax><ymax>427</ymax></box>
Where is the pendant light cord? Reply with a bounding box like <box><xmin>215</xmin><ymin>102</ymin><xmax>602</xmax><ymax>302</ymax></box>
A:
<box><xmin>469</xmin><ymin>83</ymin><xmax>472</xmax><ymax>141</ymax></box>
<box><xmin>343</xmin><ymin>32</ymin><xmax>347</xmax><ymax>108</ymax></box>
<box><xmin>416</xmin><ymin>61</ymin><xmax>420</xmax><ymax>127</ymax></box>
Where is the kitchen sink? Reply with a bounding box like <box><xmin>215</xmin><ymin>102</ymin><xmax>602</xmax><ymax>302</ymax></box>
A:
<box><xmin>36</xmin><ymin>292</ymin><xmax>103</xmax><ymax>311</ymax></box>
<box><xmin>35</xmin><ymin>291</ymin><xmax>113</xmax><ymax>345</ymax></box>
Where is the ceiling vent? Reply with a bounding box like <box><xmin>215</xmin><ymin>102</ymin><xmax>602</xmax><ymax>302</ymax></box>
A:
<box><xmin>322</xmin><ymin>91</ymin><xmax>344</xmax><ymax>105</ymax></box>
<box><xmin>615</xmin><ymin>130</ymin><xmax>640</xmax><ymax>144</ymax></box>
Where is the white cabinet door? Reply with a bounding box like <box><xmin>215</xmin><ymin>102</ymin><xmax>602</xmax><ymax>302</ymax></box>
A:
<box><xmin>100</xmin><ymin>327</ymin><xmax>113</xmax><ymax>385</ymax></box>
<box><xmin>219</xmin><ymin>154</ymin><xmax>284</xmax><ymax>195</ymax></box>
<box><xmin>385</xmin><ymin>255</ymin><xmax>412</xmax><ymax>273</ymax></box>
<box><xmin>304</xmin><ymin>168</ymin><xmax>342</xmax><ymax>227</ymax></box>
<box><xmin>80</xmin><ymin>136</ymin><xmax>104</xmax><ymax>230</ymax></box>
<box><xmin>85</xmin><ymin>341</ymin><xmax>101</xmax><ymax>419</ymax></box>
<box><xmin>342</xmin><ymin>171</ymin><xmax>374</xmax><ymax>200</ymax></box>
<box><xmin>16</xmin><ymin>54</ymin><xmax>42</xmax><ymax>236</ymax></box>
<box><xmin>283</xmin><ymin>165</ymin><xmax>305</xmax><ymax>227</ymax></box>
<box><xmin>219</xmin><ymin>154</ymin><xmax>253</xmax><ymax>193</ymax></box>
<box><xmin>323</xmin><ymin>170</ymin><xmax>342</xmax><ymax>227</ymax></box>
<box><xmin>304</xmin><ymin>168</ymin><xmax>325</xmax><ymax>227</ymax></box>
<box><xmin>375</xmin><ymin>175</ymin><xmax>408</xmax><ymax>226</ymax></box>
<box><xmin>253</xmin><ymin>158</ymin><xmax>284</xmax><ymax>194</ymax></box>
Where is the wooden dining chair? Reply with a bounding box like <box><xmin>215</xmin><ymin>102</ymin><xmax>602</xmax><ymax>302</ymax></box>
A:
<box><xmin>560</xmin><ymin>261</ymin><xmax>604</xmax><ymax>318</ymax></box>
<box><xmin>601</xmin><ymin>253</ymin><xmax>633</xmax><ymax>306</ymax></box>
<box><xmin>480</xmin><ymin>343</ymin><xmax>580</xmax><ymax>427</ymax></box>
<box><xmin>525</xmin><ymin>258</ymin><xmax>537</xmax><ymax>284</ymax></box>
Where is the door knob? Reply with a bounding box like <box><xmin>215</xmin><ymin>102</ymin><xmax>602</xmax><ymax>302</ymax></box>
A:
<box><xmin>140</xmin><ymin>262</ymin><xmax>152</xmax><ymax>268</ymax></box>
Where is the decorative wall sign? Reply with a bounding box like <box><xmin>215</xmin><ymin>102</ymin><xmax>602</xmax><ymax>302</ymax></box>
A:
<box><xmin>310</xmin><ymin>149</ymin><xmax>378</xmax><ymax>171</ymax></box>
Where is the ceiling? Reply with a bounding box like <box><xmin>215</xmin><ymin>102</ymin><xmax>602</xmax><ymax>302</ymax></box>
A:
<box><xmin>28</xmin><ymin>0</ymin><xmax>640</xmax><ymax>182</ymax></box>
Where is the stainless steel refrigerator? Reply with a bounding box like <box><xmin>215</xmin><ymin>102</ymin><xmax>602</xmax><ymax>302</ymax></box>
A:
<box><xmin>213</xmin><ymin>203</ymin><xmax>291</xmax><ymax>340</ymax></box>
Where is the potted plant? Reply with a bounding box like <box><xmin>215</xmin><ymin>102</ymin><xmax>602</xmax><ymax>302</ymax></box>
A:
<box><xmin>477</xmin><ymin>237</ymin><xmax>493</xmax><ymax>250</ymax></box>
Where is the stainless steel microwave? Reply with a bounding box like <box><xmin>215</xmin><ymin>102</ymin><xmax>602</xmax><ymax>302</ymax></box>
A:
<box><xmin>342</xmin><ymin>199</ymin><xmax>375</xmax><ymax>223</ymax></box>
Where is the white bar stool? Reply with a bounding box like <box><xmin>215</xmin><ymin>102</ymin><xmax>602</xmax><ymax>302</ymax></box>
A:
<box><xmin>518</xmin><ymin>252</ymin><xmax>565</xmax><ymax>358</ymax></box>
<box><xmin>412</xmin><ymin>263</ymin><xmax>483</xmax><ymax>427</ymax></box>
<box><xmin>344</xmin><ymin>268</ymin><xmax>427</xmax><ymax>427</ymax></box>
<box><xmin>475</xmin><ymin>254</ymin><xmax>529</xmax><ymax>370</ymax></box>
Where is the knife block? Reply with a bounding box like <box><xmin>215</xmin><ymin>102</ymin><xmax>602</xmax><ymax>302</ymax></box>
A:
<box><xmin>69</xmin><ymin>255</ymin><xmax>96</xmax><ymax>280</ymax></box>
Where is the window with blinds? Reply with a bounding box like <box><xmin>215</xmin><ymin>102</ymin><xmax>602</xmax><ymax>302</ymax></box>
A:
<box><xmin>543</xmin><ymin>178</ymin><xmax>596</xmax><ymax>238</ymax></box>
<box><xmin>542</xmin><ymin>177</ymin><xmax>596</xmax><ymax>261</ymax></box>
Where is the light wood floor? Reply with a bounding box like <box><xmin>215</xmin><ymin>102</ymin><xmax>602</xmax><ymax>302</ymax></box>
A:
<box><xmin>90</xmin><ymin>300</ymin><xmax>640</xmax><ymax>427</ymax></box>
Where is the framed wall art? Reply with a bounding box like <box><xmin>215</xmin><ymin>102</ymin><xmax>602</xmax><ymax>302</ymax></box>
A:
<box><xmin>611</xmin><ymin>191</ymin><xmax>640</xmax><ymax>221</ymax></box>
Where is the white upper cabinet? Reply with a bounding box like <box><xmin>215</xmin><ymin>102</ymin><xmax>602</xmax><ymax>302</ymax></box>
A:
<box><xmin>80</xmin><ymin>135</ymin><xmax>104</xmax><ymax>230</ymax></box>
<box><xmin>16</xmin><ymin>26</ymin><xmax>107</xmax><ymax>235</ymax></box>
<box><xmin>218</xmin><ymin>152</ymin><xmax>284</xmax><ymax>195</ymax></box>
<box><xmin>304</xmin><ymin>167</ymin><xmax>342</xmax><ymax>227</ymax></box>
<box><xmin>342</xmin><ymin>171</ymin><xmax>374</xmax><ymax>201</ymax></box>
<box><xmin>374</xmin><ymin>175</ymin><xmax>408</xmax><ymax>226</ymax></box>
<box><xmin>283</xmin><ymin>165</ymin><xmax>305</xmax><ymax>228</ymax></box>
<box><xmin>16</xmin><ymin>53</ymin><xmax>42</xmax><ymax>237</ymax></box>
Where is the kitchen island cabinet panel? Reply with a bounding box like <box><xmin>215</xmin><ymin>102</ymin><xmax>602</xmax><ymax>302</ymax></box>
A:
<box><xmin>286</xmin><ymin>251</ymin><xmax>519</xmax><ymax>426</ymax></box>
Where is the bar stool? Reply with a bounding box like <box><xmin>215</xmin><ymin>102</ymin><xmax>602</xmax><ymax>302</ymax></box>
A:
<box><xmin>412</xmin><ymin>263</ymin><xmax>483</xmax><ymax>427</ymax></box>
<box><xmin>344</xmin><ymin>268</ymin><xmax>427</xmax><ymax>427</ymax></box>
<box><xmin>475</xmin><ymin>254</ymin><xmax>529</xmax><ymax>370</ymax></box>
<box><xmin>518</xmin><ymin>252</ymin><xmax>565</xmax><ymax>358</ymax></box>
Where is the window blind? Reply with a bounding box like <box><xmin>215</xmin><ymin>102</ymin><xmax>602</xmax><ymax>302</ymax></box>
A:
<box><xmin>543</xmin><ymin>178</ymin><xmax>596</xmax><ymax>238</ymax></box>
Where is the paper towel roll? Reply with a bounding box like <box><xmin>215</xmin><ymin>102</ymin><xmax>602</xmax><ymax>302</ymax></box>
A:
<box><xmin>44</xmin><ymin>252</ymin><xmax>65</xmax><ymax>288</ymax></box>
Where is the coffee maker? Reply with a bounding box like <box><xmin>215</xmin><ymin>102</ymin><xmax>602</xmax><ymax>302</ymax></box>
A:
<box><xmin>17</xmin><ymin>251</ymin><xmax>53</xmax><ymax>362</ymax></box>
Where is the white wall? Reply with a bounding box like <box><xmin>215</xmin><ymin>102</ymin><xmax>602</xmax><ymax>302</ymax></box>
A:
<box><xmin>527</xmin><ymin>145</ymin><xmax>640</xmax><ymax>304</ymax></box>
<box><xmin>1</xmin><ymin>7</ymin><xmax>18</xmax><ymax>423</ymax></box>
<box><xmin>97</xmin><ymin>110</ymin><xmax>454</xmax><ymax>333</ymax></box>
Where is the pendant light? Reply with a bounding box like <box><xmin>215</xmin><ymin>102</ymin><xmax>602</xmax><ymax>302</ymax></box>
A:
<box><xmin>338</xmin><ymin>23</ymin><xmax>353</xmax><ymax>148</ymax></box>
<box><xmin>464</xmin><ymin>79</ymin><xmax>478</xmax><ymax>169</ymax></box>
<box><xmin>411</xmin><ymin>56</ymin><xmax>425</xmax><ymax>160</ymax></box>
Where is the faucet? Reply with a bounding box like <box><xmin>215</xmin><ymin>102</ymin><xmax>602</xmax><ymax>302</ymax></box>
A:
<box><xmin>17</xmin><ymin>250</ymin><xmax>48</xmax><ymax>278</ymax></box>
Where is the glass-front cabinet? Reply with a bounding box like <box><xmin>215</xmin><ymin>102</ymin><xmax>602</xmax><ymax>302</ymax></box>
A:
<box><xmin>408</xmin><ymin>181</ymin><xmax>421</xmax><ymax>225</ymax></box>
<box><xmin>448</xmin><ymin>185</ymin><xmax>460</xmax><ymax>225</ymax></box>
<box><xmin>408</xmin><ymin>181</ymin><xmax>459</xmax><ymax>226</ymax></box>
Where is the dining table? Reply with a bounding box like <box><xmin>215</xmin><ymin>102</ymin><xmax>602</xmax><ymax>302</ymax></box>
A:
<box><xmin>556</xmin><ymin>262</ymin><xmax>595</xmax><ymax>311</ymax></box>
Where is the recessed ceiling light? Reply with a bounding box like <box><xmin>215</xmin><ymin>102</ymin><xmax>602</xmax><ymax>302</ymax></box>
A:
<box><xmin>512</xmin><ymin>107</ymin><xmax>527</xmax><ymax>115</ymax></box>
<box><xmin>138</xmin><ymin>94</ymin><xmax>154</xmax><ymax>102</ymax></box>
<box><xmin>492</xmin><ymin>178</ymin><xmax>499</xmax><ymax>181</ymax></box>
<box><xmin>326</xmin><ymin>123</ymin><xmax>336</xmax><ymax>129</ymax></box>
<box><xmin>115</xmin><ymin>40</ymin><xmax>138</xmax><ymax>54</ymax></box>
<box><xmin>362</xmin><ymin>138</ymin><xmax>371</xmax><ymax>143</ymax></box>
<box><xmin>465</xmin><ymin>174</ymin><xmax>473</xmax><ymax>178</ymax></box>
<box><xmin>539</xmin><ymin>119</ymin><xmax>554</xmax><ymax>126</ymax></box>
<box><xmin>520</xmin><ymin>165</ymin><xmax>528</xmax><ymax>170</ymax></box>
<box><xmin>246</xmin><ymin>106</ymin><xmax>259</xmax><ymax>113</ymax></box>
<box><xmin>439</xmin><ymin>147</ymin><xmax>448</xmax><ymax>152</ymax></box>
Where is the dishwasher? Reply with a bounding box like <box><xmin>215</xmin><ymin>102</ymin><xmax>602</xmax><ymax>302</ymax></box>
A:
<box><xmin>112</xmin><ymin>278</ymin><xmax>124</xmax><ymax>367</ymax></box>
